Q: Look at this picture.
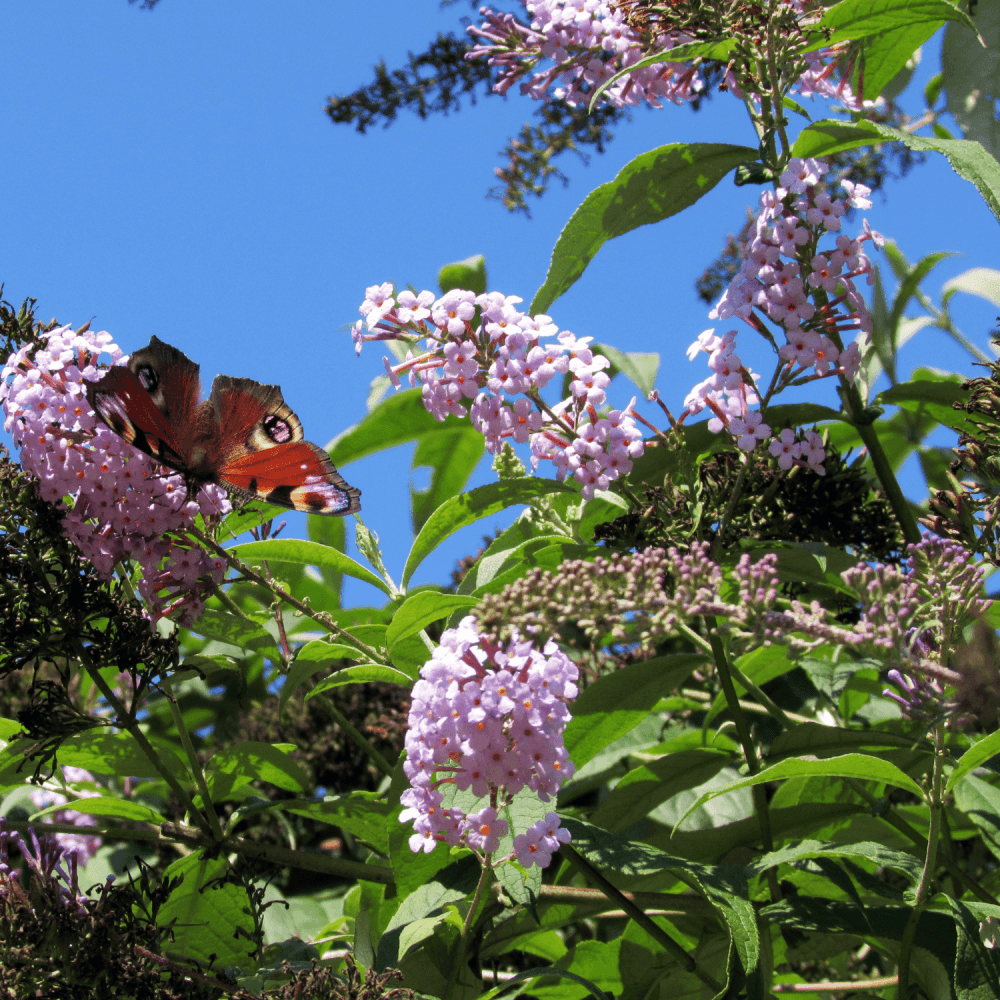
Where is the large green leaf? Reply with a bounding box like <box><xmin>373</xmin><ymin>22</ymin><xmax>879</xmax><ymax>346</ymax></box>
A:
<box><xmin>809</xmin><ymin>0</ymin><xmax>977</xmax><ymax>48</ymax></box>
<box><xmin>589</xmin><ymin>749</ymin><xmax>734</xmax><ymax>833</ymax></box>
<box><xmin>948</xmin><ymin>730</ymin><xmax>1000</xmax><ymax>793</ymax></box>
<box><xmin>307</xmin><ymin>510</ymin><xmax>346</xmax><ymax>605</ymax></box>
<box><xmin>564</xmin><ymin>819</ymin><xmax>759</xmax><ymax>987</ymax></box>
<box><xmin>324</xmin><ymin>389</ymin><xmax>443</xmax><ymax>464</ymax></box>
<box><xmin>188</xmin><ymin>608</ymin><xmax>280</xmax><ymax>659</ymax></box>
<box><xmin>748</xmin><ymin>839</ymin><xmax>922</xmax><ymax>884</ymax></box>
<box><xmin>228</xmin><ymin>537</ymin><xmax>391</xmax><ymax>597</ymax></box>
<box><xmin>30</xmin><ymin>795</ymin><xmax>165</xmax><ymax>825</ymax></box>
<box><xmin>592</xmin><ymin>343</ymin><xmax>660</xmax><ymax>398</ymax></box>
<box><xmin>563</xmin><ymin>654</ymin><xmax>706</xmax><ymax>768</ymax></box>
<box><xmin>281</xmin><ymin>791</ymin><xmax>391</xmax><ymax>853</ymax></box>
<box><xmin>204</xmin><ymin>740</ymin><xmax>311</xmax><ymax>800</ymax></box>
<box><xmin>859</xmin><ymin>20</ymin><xmax>951</xmax><ymax>101</ymax></box>
<box><xmin>157</xmin><ymin>851</ymin><xmax>255</xmax><ymax>968</ymax></box>
<box><xmin>530</xmin><ymin>143</ymin><xmax>758</xmax><ymax>313</ymax></box>
<box><xmin>309</xmin><ymin>663</ymin><xmax>415</xmax><ymax>695</ymax></box>
<box><xmin>53</xmin><ymin>731</ymin><xmax>188</xmax><ymax>781</ymax></box>
<box><xmin>402</xmin><ymin>478</ymin><xmax>574</xmax><ymax>588</ymax></box>
<box><xmin>675</xmin><ymin>753</ymin><xmax>925</xmax><ymax>831</ymax></box>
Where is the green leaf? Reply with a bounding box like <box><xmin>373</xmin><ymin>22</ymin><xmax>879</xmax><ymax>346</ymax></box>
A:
<box><xmin>411</xmin><ymin>425</ymin><xmax>486</xmax><ymax>534</ymax></box>
<box><xmin>943</xmin><ymin>896</ymin><xmax>1000</xmax><ymax>1000</ymax></box>
<box><xmin>205</xmin><ymin>741</ymin><xmax>311</xmax><ymax>800</ymax></box>
<box><xmin>764</xmin><ymin>402</ymin><xmax>848</xmax><ymax>427</ymax></box>
<box><xmin>217</xmin><ymin>500</ymin><xmax>290</xmax><ymax>540</ymax></box>
<box><xmin>54</xmin><ymin>731</ymin><xmax>188</xmax><ymax>781</ymax></box>
<box><xmin>854</xmin><ymin>21</ymin><xmax>946</xmax><ymax>101</ymax></box>
<box><xmin>564</xmin><ymin>819</ymin><xmax>759</xmax><ymax>984</ymax></box>
<box><xmin>792</xmin><ymin>120</ymin><xmax>1000</xmax><ymax>225</ymax></box>
<box><xmin>439</xmin><ymin>254</ymin><xmax>487</xmax><ymax>295</ymax></box>
<box><xmin>157</xmin><ymin>851</ymin><xmax>255</xmax><ymax>968</ymax></box>
<box><xmin>563</xmin><ymin>654</ymin><xmax>706</xmax><ymax>768</ymax></box>
<box><xmin>403</xmin><ymin>478</ymin><xmax>575</xmax><ymax>588</ymax></box>
<box><xmin>281</xmin><ymin>792</ymin><xmax>391</xmax><ymax>853</ymax></box>
<box><xmin>765</xmin><ymin>721</ymin><xmax>935</xmax><ymax>765</ymax></box>
<box><xmin>324</xmin><ymin>388</ymin><xmax>446</xmax><ymax>465</ymax></box>
<box><xmin>0</xmin><ymin>718</ymin><xmax>24</xmax><ymax>742</ymax></box>
<box><xmin>530</xmin><ymin>143</ymin><xmax>758</xmax><ymax>314</ymax></box>
<box><xmin>954</xmin><ymin>774</ymin><xmax>1000</xmax><ymax>861</ymax></box>
<box><xmin>589</xmin><ymin>749</ymin><xmax>733</xmax><ymax>833</ymax></box>
<box><xmin>747</xmin><ymin>839</ymin><xmax>922</xmax><ymax>884</ymax></box>
<box><xmin>308</xmin><ymin>663</ymin><xmax>414</xmax><ymax>695</ymax></box>
<box><xmin>386</xmin><ymin>592</ymin><xmax>478</xmax><ymax>650</ymax></box>
<box><xmin>675</xmin><ymin>753</ymin><xmax>925</xmax><ymax>831</ymax></box>
<box><xmin>943</xmin><ymin>266</ymin><xmax>1000</xmax><ymax>309</ymax></box>
<box><xmin>496</xmin><ymin>859</ymin><xmax>543</xmax><ymax>909</ymax></box>
<box><xmin>188</xmin><ymin>608</ymin><xmax>280</xmax><ymax>658</ymax></box>
<box><xmin>878</xmin><ymin>370</ymin><xmax>970</xmax><ymax>432</ymax></box>
<box><xmin>30</xmin><ymin>795</ymin><xmax>165</xmax><ymax>825</ymax></box>
<box><xmin>810</xmin><ymin>0</ymin><xmax>977</xmax><ymax>48</ymax></box>
<box><xmin>885</xmin><ymin>252</ymin><xmax>956</xmax><ymax>351</ymax></box>
<box><xmin>378</xmin><ymin>856</ymin><xmax>481</xmax><ymax>969</ymax></box>
<box><xmin>228</xmin><ymin>538</ymin><xmax>391</xmax><ymax>597</ymax></box>
<box><xmin>948</xmin><ymin>730</ymin><xmax>1000</xmax><ymax>793</ymax></box>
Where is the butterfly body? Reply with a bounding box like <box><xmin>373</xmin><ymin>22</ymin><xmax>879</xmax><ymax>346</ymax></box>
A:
<box><xmin>87</xmin><ymin>337</ymin><xmax>361</xmax><ymax>516</ymax></box>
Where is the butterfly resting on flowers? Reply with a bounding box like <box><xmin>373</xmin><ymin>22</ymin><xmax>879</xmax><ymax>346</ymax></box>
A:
<box><xmin>86</xmin><ymin>336</ymin><xmax>361</xmax><ymax>515</ymax></box>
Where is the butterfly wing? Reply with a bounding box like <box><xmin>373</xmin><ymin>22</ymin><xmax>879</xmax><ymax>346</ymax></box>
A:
<box><xmin>86</xmin><ymin>336</ymin><xmax>201</xmax><ymax>472</ymax></box>
<box><xmin>207</xmin><ymin>376</ymin><xmax>361</xmax><ymax>515</ymax></box>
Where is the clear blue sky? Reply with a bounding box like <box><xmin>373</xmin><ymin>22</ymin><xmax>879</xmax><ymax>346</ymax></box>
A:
<box><xmin>4</xmin><ymin>2</ymin><xmax>999</xmax><ymax>604</ymax></box>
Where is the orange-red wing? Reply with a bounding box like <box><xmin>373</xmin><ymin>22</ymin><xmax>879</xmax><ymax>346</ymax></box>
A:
<box><xmin>218</xmin><ymin>441</ymin><xmax>361</xmax><ymax>515</ymax></box>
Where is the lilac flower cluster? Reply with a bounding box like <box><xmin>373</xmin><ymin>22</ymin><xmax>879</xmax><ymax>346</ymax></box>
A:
<box><xmin>1</xmin><ymin>326</ymin><xmax>229</xmax><ymax>625</ymax></box>
<box><xmin>682</xmin><ymin>157</ymin><xmax>881</xmax><ymax>467</ymax></box>
<box><xmin>468</xmin><ymin>0</ymin><xmax>706</xmax><ymax>109</ymax></box>
<box><xmin>400</xmin><ymin>616</ymin><xmax>578</xmax><ymax>868</ymax></box>
<box><xmin>467</xmin><ymin>1</ymin><xmax>870</xmax><ymax>114</ymax></box>
<box><xmin>354</xmin><ymin>287</ymin><xmax>644</xmax><ymax>499</ymax></box>
<box><xmin>27</xmin><ymin>766</ymin><xmax>102</xmax><ymax>864</ymax></box>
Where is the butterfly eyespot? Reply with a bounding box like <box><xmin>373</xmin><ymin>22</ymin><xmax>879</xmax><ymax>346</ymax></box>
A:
<box><xmin>135</xmin><ymin>365</ymin><xmax>159</xmax><ymax>392</ymax></box>
<box><xmin>262</xmin><ymin>413</ymin><xmax>292</xmax><ymax>444</ymax></box>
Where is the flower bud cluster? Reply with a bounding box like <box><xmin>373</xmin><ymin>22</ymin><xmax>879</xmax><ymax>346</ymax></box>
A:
<box><xmin>684</xmin><ymin>157</ymin><xmax>881</xmax><ymax>467</ymax></box>
<box><xmin>400</xmin><ymin>616</ymin><xmax>578</xmax><ymax>867</ymax></box>
<box><xmin>845</xmin><ymin>536</ymin><xmax>992</xmax><ymax>656</ymax></box>
<box><xmin>1</xmin><ymin>326</ymin><xmax>229</xmax><ymax>625</ymax></box>
<box><xmin>477</xmin><ymin>538</ymin><xmax>991</xmax><ymax>701</ymax></box>
<box><xmin>354</xmin><ymin>286</ymin><xmax>644</xmax><ymax>500</ymax></box>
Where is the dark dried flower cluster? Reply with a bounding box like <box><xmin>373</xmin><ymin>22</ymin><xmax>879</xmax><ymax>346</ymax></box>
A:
<box><xmin>0</xmin><ymin>821</ymin><xmax>215</xmax><ymax>1000</ymax></box>
<box><xmin>595</xmin><ymin>445</ymin><xmax>900</xmax><ymax>563</ymax></box>
<box><xmin>250</xmin><ymin>955</ymin><xmax>415</xmax><ymax>1000</ymax></box>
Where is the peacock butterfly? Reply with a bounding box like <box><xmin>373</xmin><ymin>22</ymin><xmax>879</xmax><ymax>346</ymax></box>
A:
<box><xmin>86</xmin><ymin>336</ymin><xmax>361</xmax><ymax>516</ymax></box>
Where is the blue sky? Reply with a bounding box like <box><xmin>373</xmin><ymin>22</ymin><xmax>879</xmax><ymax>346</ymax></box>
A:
<box><xmin>4</xmin><ymin>2</ymin><xmax>999</xmax><ymax>605</ymax></box>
